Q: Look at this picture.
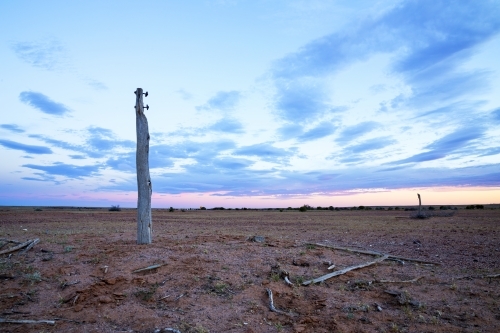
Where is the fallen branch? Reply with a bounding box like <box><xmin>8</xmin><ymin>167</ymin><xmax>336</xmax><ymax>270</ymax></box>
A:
<box><xmin>20</xmin><ymin>238</ymin><xmax>40</xmax><ymax>255</ymax></box>
<box><xmin>454</xmin><ymin>273</ymin><xmax>500</xmax><ymax>280</ymax></box>
<box><xmin>265</xmin><ymin>288</ymin><xmax>294</xmax><ymax>316</ymax></box>
<box><xmin>0</xmin><ymin>318</ymin><xmax>55</xmax><ymax>325</ymax></box>
<box><xmin>0</xmin><ymin>239</ymin><xmax>21</xmax><ymax>244</ymax></box>
<box><xmin>311</xmin><ymin>243</ymin><xmax>440</xmax><ymax>265</ymax></box>
<box><xmin>163</xmin><ymin>329</ymin><xmax>182</xmax><ymax>333</ymax></box>
<box><xmin>132</xmin><ymin>264</ymin><xmax>164</xmax><ymax>273</ymax></box>
<box><xmin>60</xmin><ymin>280</ymin><xmax>80</xmax><ymax>289</ymax></box>
<box><xmin>377</xmin><ymin>276</ymin><xmax>423</xmax><ymax>283</ymax></box>
<box><xmin>303</xmin><ymin>255</ymin><xmax>389</xmax><ymax>286</ymax></box>
<box><xmin>0</xmin><ymin>239</ymin><xmax>37</xmax><ymax>256</ymax></box>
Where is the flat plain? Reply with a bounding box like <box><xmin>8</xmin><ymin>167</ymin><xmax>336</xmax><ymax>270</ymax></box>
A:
<box><xmin>1</xmin><ymin>207</ymin><xmax>499</xmax><ymax>332</ymax></box>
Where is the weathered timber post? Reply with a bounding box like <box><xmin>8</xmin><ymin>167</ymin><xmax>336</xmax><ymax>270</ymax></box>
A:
<box><xmin>135</xmin><ymin>88</ymin><xmax>152</xmax><ymax>244</ymax></box>
<box><xmin>417</xmin><ymin>193</ymin><xmax>422</xmax><ymax>217</ymax></box>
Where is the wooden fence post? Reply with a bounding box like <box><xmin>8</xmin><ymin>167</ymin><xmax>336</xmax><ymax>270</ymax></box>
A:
<box><xmin>135</xmin><ymin>88</ymin><xmax>152</xmax><ymax>244</ymax></box>
<box><xmin>417</xmin><ymin>193</ymin><xmax>422</xmax><ymax>217</ymax></box>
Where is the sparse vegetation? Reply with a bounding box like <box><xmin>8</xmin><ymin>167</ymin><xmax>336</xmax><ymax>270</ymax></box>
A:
<box><xmin>109</xmin><ymin>205</ymin><xmax>121</xmax><ymax>211</ymax></box>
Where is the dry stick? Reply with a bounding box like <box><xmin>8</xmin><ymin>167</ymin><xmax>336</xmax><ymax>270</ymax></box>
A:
<box><xmin>163</xmin><ymin>329</ymin><xmax>182</xmax><ymax>333</ymax></box>
<box><xmin>377</xmin><ymin>276</ymin><xmax>423</xmax><ymax>283</ymax></box>
<box><xmin>0</xmin><ymin>239</ymin><xmax>21</xmax><ymax>244</ymax></box>
<box><xmin>0</xmin><ymin>318</ymin><xmax>55</xmax><ymax>325</ymax></box>
<box><xmin>454</xmin><ymin>273</ymin><xmax>500</xmax><ymax>280</ymax></box>
<box><xmin>265</xmin><ymin>288</ymin><xmax>294</xmax><ymax>316</ymax></box>
<box><xmin>0</xmin><ymin>240</ymin><xmax>34</xmax><ymax>255</ymax></box>
<box><xmin>310</xmin><ymin>243</ymin><xmax>440</xmax><ymax>265</ymax></box>
<box><xmin>20</xmin><ymin>238</ymin><xmax>40</xmax><ymax>255</ymax></box>
<box><xmin>303</xmin><ymin>255</ymin><xmax>389</xmax><ymax>286</ymax></box>
<box><xmin>132</xmin><ymin>264</ymin><xmax>163</xmax><ymax>273</ymax></box>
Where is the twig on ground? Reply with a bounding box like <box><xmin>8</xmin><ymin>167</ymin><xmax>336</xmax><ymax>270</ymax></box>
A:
<box><xmin>454</xmin><ymin>273</ymin><xmax>500</xmax><ymax>280</ymax></box>
<box><xmin>311</xmin><ymin>243</ymin><xmax>440</xmax><ymax>265</ymax></box>
<box><xmin>0</xmin><ymin>239</ymin><xmax>39</xmax><ymax>256</ymax></box>
<box><xmin>265</xmin><ymin>288</ymin><xmax>294</xmax><ymax>316</ymax></box>
<box><xmin>377</xmin><ymin>276</ymin><xmax>423</xmax><ymax>283</ymax></box>
<box><xmin>19</xmin><ymin>238</ymin><xmax>40</xmax><ymax>255</ymax></box>
<box><xmin>284</xmin><ymin>276</ymin><xmax>293</xmax><ymax>286</ymax></box>
<box><xmin>0</xmin><ymin>318</ymin><xmax>55</xmax><ymax>325</ymax></box>
<box><xmin>174</xmin><ymin>293</ymin><xmax>185</xmax><ymax>301</ymax></box>
<box><xmin>61</xmin><ymin>280</ymin><xmax>80</xmax><ymax>289</ymax></box>
<box><xmin>303</xmin><ymin>255</ymin><xmax>389</xmax><ymax>286</ymax></box>
<box><xmin>54</xmin><ymin>317</ymin><xmax>82</xmax><ymax>324</ymax></box>
<box><xmin>164</xmin><ymin>329</ymin><xmax>182</xmax><ymax>333</ymax></box>
<box><xmin>132</xmin><ymin>264</ymin><xmax>163</xmax><ymax>273</ymax></box>
<box><xmin>0</xmin><ymin>239</ymin><xmax>21</xmax><ymax>245</ymax></box>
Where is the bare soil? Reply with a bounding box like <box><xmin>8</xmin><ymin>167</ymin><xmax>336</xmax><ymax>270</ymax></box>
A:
<box><xmin>1</xmin><ymin>207</ymin><xmax>499</xmax><ymax>333</ymax></box>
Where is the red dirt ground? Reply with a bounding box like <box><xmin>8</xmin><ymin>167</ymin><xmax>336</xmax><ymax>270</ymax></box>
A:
<box><xmin>1</xmin><ymin>207</ymin><xmax>499</xmax><ymax>333</ymax></box>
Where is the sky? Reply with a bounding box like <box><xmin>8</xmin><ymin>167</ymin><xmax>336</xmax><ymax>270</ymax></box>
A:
<box><xmin>1</xmin><ymin>0</ymin><xmax>499</xmax><ymax>208</ymax></box>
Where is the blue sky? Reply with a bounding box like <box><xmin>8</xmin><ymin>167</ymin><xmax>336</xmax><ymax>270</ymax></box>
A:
<box><xmin>1</xmin><ymin>0</ymin><xmax>499</xmax><ymax>208</ymax></box>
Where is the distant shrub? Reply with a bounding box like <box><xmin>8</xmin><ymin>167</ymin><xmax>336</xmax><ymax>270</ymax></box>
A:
<box><xmin>109</xmin><ymin>205</ymin><xmax>121</xmax><ymax>212</ymax></box>
<box><xmin>200</xmin><ymin>206</ymin><xmax>207</xmax><ymax>210</ymax></box>
<box><xmin>365</xmin><ymin>207</ymin><xmax>372</xmax><ymax>210</ymax></box>
<box><xmin>394</xmin><ymin>207</ymin><xmax>400</xmax><ymax>210</ymax></box>
<box><xmin>358</xmin><ymin>206</ymin><xmax>365</xmax><ymax>210</ymax></box>
<box><xmin>328</xmin><ymin>206</ymin><xmax>334</xmax><ymax>211</ymax></box>
<box><xmin>475</xmin><ymin>204</ymin><xmax>484</xmax><ymax>209</ymax></box>
<box><xmin>465</xmin><ymin>205</ymin><xmax>475</xmax><ymax>209</ymax></box>
<box><xmin>34</xmin><ymin>208</ymin><xmax>43</xmax><ymax>211</ymax></box>
<box><xmin>169</xmin><ymin>207</ymin><xmax>174</xmax><ymax>212</ymax></box>
<box><xmin>388</xmin><ymin>207</ymin><xmax>393</xmax><ymax>210</ymax></box>
<box><xmin>299</xmin><ymin>205</ymin><xmax>308</xmax><ymax>212</ymax></box>
<box><xmin>428</xmin><ymin>206</ymin><xmax>435</xmax><ymax>210</ymax></box>
<box><xmin>213</xmin><ymin>207</ymin><xmax>225</xmax><ymax>210</ymax></box>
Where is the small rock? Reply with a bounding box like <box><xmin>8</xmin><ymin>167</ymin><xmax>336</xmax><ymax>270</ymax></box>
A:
<box><xmin>293</xmin><ymin>258</ymin><xmax>310</xmax><ymax>267</ymax></box>
<box><xmin>98</xmin><ymin>295</ymin><xmax>114</xmax><ymax>304</ymax></box>
<box><xmin>248</xmin><ymin>236</ymin><xmax>265</xmax><ymax>243</ymax></box>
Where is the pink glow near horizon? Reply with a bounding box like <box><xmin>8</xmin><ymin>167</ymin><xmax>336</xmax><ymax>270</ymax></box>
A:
<box><xmin>3</xmin><ymin>186</ymin><xmax>498</xmax><ymax>208</ymax></box>
<box><xmin>98</xmin><ymin>186</ymin><xmax>500</xmax><ymax>208</ymax></box>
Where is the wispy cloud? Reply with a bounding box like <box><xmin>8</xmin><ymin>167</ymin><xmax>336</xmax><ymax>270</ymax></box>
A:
<box><xmin>176</xmin><ymin>89</ymin><xmax>193</xmax><ymax>100</ymax></box>
<box><xmin>492</xmin><ymin>108</ymin><xmax>500</xmax><ymax>123</ymax></box>
<box><xmin>196</xmin><ymin>91</ymin><xmax>241</xmax><ymax>111</ymax></box>
<box><xmin>213</xmin><ymin>157</ymin><xmax>254</xmax><ymax>169</ymax></box>
<box><xmin>208</xmin><ymin>118</ymin><xmax>244</xmax><ymax>133</ymax></box>
<box><xmin>85</xmin><ymin>127</ymin><xmax>135</xmax><ymax>156</ymax></box>
<box><xmin>233</xmin><ymin>142</ymin><xmax>296</xmax><ymax>163</ymax></box>
<box><xmin>269</xmin><ymin>0</ymin><xmax>500</xmax><ymax>124</ymax></box>
<box><xmin>298</xmin><ymin>121</ymin><xmax>337</xmax><ymax>142</ymax></box>
<box><xmin>22</xmin><ymin>162</ymin><xmax>101</xmax><ymax>180</ymax></box>
<box><xmin>390</xmin><ymin>126</ymin><xmax>484</xmax><ymax>165</ymax></box>
<box><xmin>0</xmin><ymin>139</ymin><xmax>52</xmax><ymax>154</ymax></box>
<box><xmin>0</xmin><ymin>124</ymin><xmax>25</xmax><ymax>133</ymax></box>
<box><xmin>19</xmin><ymin>91</ymin><xmax>71</xmax><ymax>116</ymax></box>
<box><xmin>274</xmin><ymin>79</ymin><xmax>328</xmax><ymax>122</ymax></box>
<box><xmin>85</xmin><ymin>78</ymin><xmax>108</xmax><ymax>90</ymax></box>
<box><xmin>345</xmin><ymin>136</ymin><xmax>396</xmax><ymax>154</ymax></box>
<box><xmin>11</xmin><ymin>39</ymin><xmax>68</xmax><ymax>71</ymax></box>
<box><xmin>336</xmin><ymin>121</ymin><xmax>381</xmax><ymax>144</ymax></box>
